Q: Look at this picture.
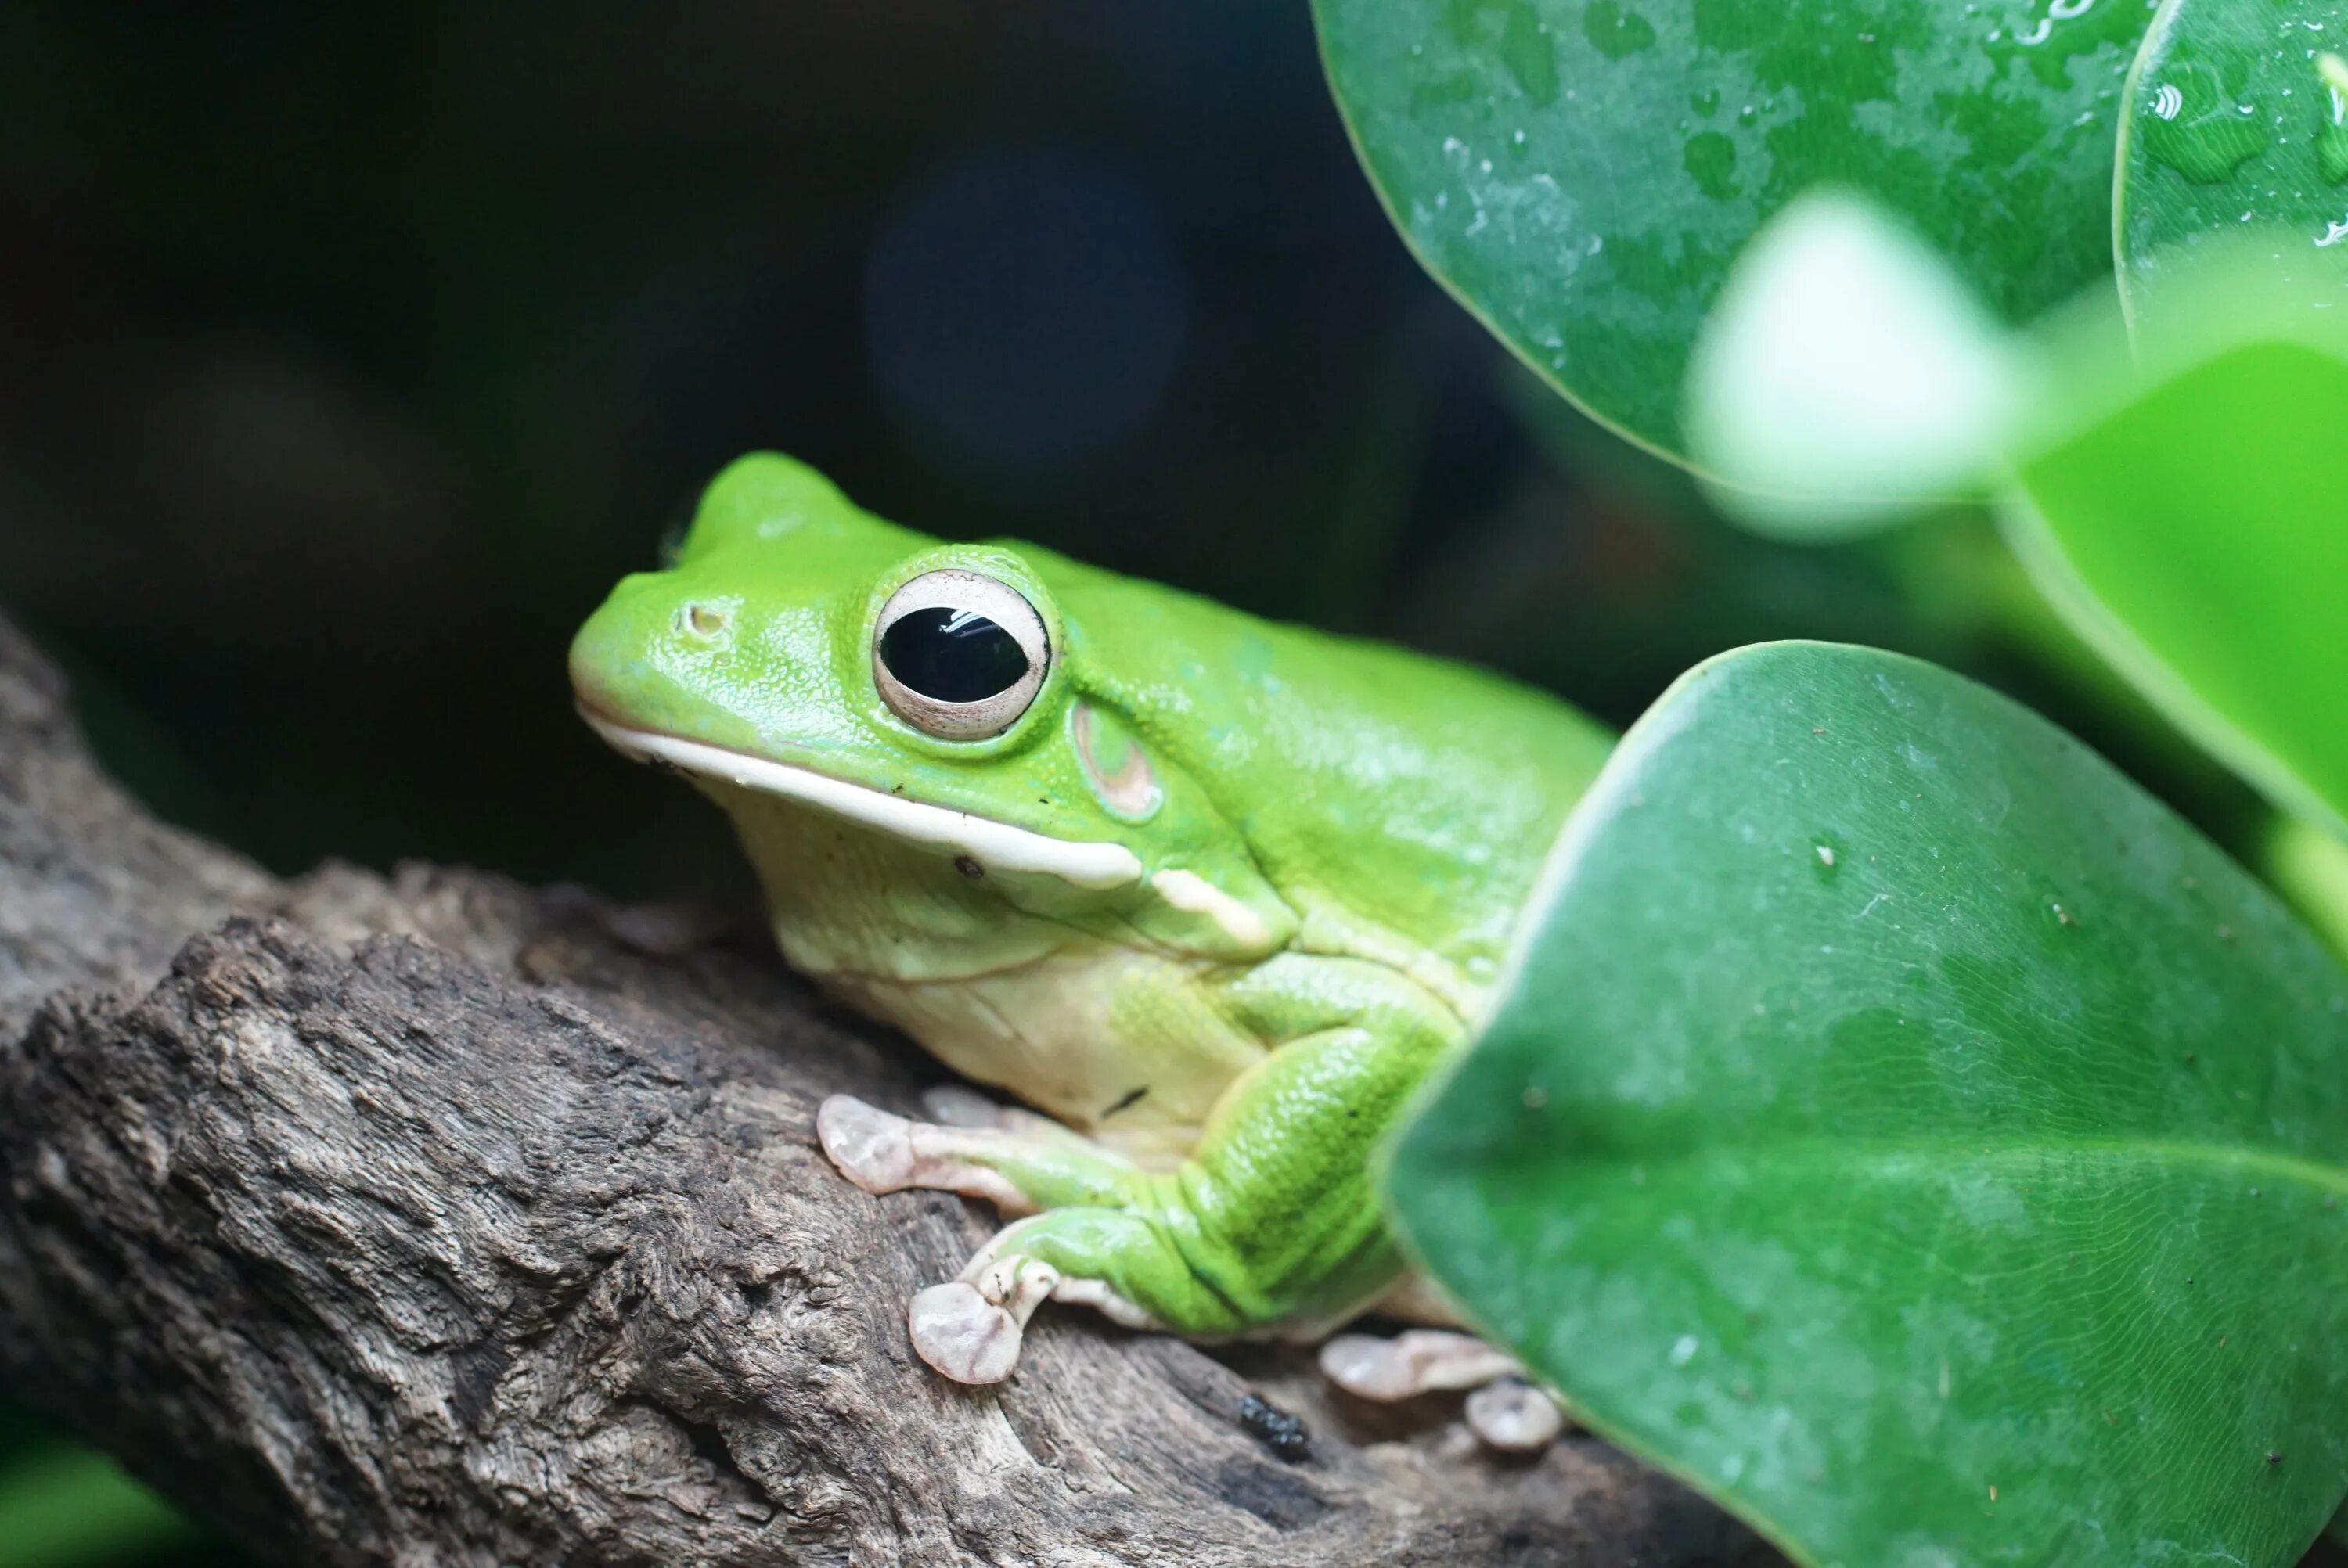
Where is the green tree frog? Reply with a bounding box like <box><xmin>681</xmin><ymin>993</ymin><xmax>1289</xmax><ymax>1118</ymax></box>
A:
<box><xmin>571</xmin><ymin>455</ymin><xmax>1612</xmax><ymax>1442</ymax></box>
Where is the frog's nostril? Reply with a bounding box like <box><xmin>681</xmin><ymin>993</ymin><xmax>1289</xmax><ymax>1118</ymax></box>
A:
<box><xmin>679</xmin><ymin>602</ymin><xmax>731</xmax><ymax>638</ymax></box>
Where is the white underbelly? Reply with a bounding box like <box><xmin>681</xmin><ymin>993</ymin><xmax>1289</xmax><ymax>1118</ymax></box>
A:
<box><xmin>819</xmin><ymin>937</ymin><xmax>1267</xmax><ymax>1171</ymax></box>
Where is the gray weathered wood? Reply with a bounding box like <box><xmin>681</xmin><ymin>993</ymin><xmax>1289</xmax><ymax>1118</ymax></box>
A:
<box><xmin>0</xmin><ymin>612</ymin><xmax>1774</xmax><ymax>1566</ymax></box>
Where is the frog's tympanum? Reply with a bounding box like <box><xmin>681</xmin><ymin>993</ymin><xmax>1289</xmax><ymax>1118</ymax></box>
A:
<box><xmin>571</xmin><ymin>455</ymin><xmax>1612</xmax><ymax>1445</ymax></box>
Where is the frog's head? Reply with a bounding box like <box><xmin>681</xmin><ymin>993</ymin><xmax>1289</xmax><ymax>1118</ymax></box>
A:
<box><xmin>569</xmin><ymin>453</ymin><xmax>1294</xmax><ymax>955</ymax></box>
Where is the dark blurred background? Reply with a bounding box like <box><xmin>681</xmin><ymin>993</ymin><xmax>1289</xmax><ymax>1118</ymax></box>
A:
<box><xmin>0</xmin><ymin>5</ymin><xmax>2263</xmax><ymax>1565</ymax></box>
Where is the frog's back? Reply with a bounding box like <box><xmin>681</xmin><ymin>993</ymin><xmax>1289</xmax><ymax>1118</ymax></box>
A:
<box><xmin>1040</xmin><ymin>552</ymin><xmax>1612</xmax><ymax>1017</ymax></box>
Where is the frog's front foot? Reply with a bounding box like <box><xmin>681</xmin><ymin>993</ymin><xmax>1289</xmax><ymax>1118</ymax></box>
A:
<box><xmin>908</xmin><ymin>1238</ymin><xmax>1169</xmax><ymax>1383</ymax></box>
<box><xmin>816</xmin><ymin>1092</ymin><xmax>1043</xmax><ymax>1214</ymax></box>
<box><xmin>818</xmin><ymin>1093</ymin><xmax>1176</xmax><ymax>1380</ymax></box>
<box><xmin>908</xmin><ymin>1254</ymin><xmax>1062</xmax><ymax>1383</ymax></box>
<box><xmin>1319</xmin><ymin>1329</ymin><xmax>1566</xmax><ymax>1452</ymax></box>
<box><xmin>816</xmin><ymin>1093</ymin><xmax>920</xmax><ymax>1192</ymax></box>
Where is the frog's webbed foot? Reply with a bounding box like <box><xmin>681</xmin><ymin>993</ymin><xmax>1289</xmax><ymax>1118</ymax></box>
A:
<box><xmin>908</xmin><ymin>1257</ymin><xmax>1058</xmax><ymax>1383</ymax></box>
<box><xmin>1318</xmin><ymin>1326</ymin><xmax>1516</xmax><ymax>1398</ymax></box>
<box><xmin>909</xmin><ymin>1246</ymin><xmax>1162</xmax><ymax>1384</ymax></box>
<box><xmin>818</xmin><ymin>1093</ymin><xmax>1173</xmax><ymax>1381</ymax></box>
<box><xmin>1319</xmin><ymin>1328</ymin><xmax>1566</xmax><ymax>1452</ymax></box>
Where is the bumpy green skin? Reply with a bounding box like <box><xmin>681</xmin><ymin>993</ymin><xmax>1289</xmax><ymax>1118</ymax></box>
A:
<box><xmin>571</xmin><ymin>454</ymin><xmax>1610</xmax><ymax>1343</ymax></box>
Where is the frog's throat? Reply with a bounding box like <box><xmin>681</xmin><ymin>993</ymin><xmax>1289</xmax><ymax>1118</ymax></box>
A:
<box><xmin>580</xmin><ymin>712</ymin><xmax>1145</xmax><ymax>890</ymax></box>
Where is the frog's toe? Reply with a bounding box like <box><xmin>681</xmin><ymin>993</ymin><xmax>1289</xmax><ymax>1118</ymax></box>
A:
<box><xmin>1464</xmin><ymin>1376</ymin><xmax>1566</xmax><ymax>1451</ymax></box>
<box><xmin>909</xmin><ymin>1255</ymin><xmax>1061</xmax><ymax>1383</ymax></box>
<box><xmin>1317</xmin><ymin>1328</ymin><xmax>1520</xmax><ymax>1401</ymax></box>
<box><xmin>816</xmin><ymin>1094</ymin><xmax>918</xmax><ymax>1192</ymax></box>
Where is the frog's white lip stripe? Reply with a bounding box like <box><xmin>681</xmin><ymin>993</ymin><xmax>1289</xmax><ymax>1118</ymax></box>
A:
<box><xmin>1150</xmin><ymin>869</ymin><xmax>1277</xmax><ymax>951</ymax></box>
<box><xmin>580</xmin><ymin>713</ymin><xmax>1144</xmax><ymax>890</ymax></box>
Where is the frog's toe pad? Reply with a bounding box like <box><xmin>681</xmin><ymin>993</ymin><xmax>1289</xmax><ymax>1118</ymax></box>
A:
<box><xmin>1318</xmin><ymin>1328</ymin><xmax>1520</xmax><ymax>1401</ymax></box>
<box><xmin>1464</xmin><ymin>1377</ymin><xmax>1566</xmax><ymax>1451</ymax></box>
<box><xmin>909</xmin><ymin>1281</ymin><xmax>1025</xmax><ymax>1383</ymax></box>
<box><xmin>816</xmin><ymin>1094</ymin><xmax>917</xmax><ymax>1193</ymax></box>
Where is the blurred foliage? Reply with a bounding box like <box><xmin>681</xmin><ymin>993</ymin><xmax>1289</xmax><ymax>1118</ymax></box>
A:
<box><xmin>0</xmin><ymin>1409</ymin><xmax>223</xmax><ymax>1568</ymax></box>
<box><xmin>2011</xmin><ymin>333</ymin><xmax>2348</xmax><ymax>840</ymax></box>
<box><xmin>0</xmin><ymin>4</ymin><xmax>2281</xmax><ymax>1563</ymax></box>
<box><xmin>0</xmin><ymin>1444</ymin><xmax>189</xmax><ymax>1568</ymax></box>
<box><xmin>2270</xmin><ymin>815</ymin><xmax>2348</xmax><ymax>964</ymax></box>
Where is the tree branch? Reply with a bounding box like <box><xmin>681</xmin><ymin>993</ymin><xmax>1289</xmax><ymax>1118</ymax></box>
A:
<box><xmin>0</xmin><ymin>613</ymin><xmax>1773</xmax><ymax>1566</ymax></box>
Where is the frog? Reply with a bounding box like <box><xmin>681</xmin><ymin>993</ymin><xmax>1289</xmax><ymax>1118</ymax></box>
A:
<box><xmin>568</xmin><ymin>454</ymin><xmax>1613</xmax><ymax>1444</ymax></box>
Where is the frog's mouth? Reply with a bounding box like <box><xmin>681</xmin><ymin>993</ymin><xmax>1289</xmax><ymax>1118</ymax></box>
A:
<box><xmin>578</xmin><ymin>710</ymin><xmax>1143</xmax><ymax>890</ymax></box>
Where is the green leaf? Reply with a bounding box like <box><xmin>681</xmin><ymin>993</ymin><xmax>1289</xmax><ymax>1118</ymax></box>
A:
<box><xmin>2116</xmin><ymin>0</ymin><xmax>2348</xmax><ymax>326</ymax></box>
<box><xmin>2004</xmin><ymin>333</ymin><xmax>2348</xmax><ymax>838</ymax></box>
<box><xmin>1386</xmin><ymin>641</ymin><xmax>2348</xmax><ymax>1568</ymax></box>
<box><xmin>0</xmin><ymin>1444</ymin><xmax>189</xmax><ymax>1568</ymax></box>
<box><xmin>1312</xmin><ymin>0</ymin><xmax>2148</xmax><ymax>460</ymax></box>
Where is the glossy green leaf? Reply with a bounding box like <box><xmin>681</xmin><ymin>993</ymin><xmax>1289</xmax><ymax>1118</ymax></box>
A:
<box><xmin>2004</xmin><ymin>333</ymin><xmax>2348</xmax><ymax>838</ymax></box>
<box><xmin>1387</xmin><ymin>642</ymin><xmax>2348</xmax><ymax>1568</ymax></box>
<box><xmin>1312</xmin><ymin>0</ymin><xmax>2148</xmax><ymax>460</ymax></box>
<box><xmin>2116</xmin><ymin>0</ymin><xmax>2348</xmax><ymax>326</ymax></box>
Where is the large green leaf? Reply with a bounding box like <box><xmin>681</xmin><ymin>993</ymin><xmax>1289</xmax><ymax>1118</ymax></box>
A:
<box><xmin>1312</xmin><ymin>0</ymin><xmax>2148</xmax><ymax>460</ymax></box>
<box><xmin>1386</xmin><ymin>642</ymin><xmax>2348</xmax><ymax>1567</ymax></box>
<box><xmin>2116</xmin><ymin>0</ymin><xmax>2348</xmax><ymax>325</ymax></box>
<box><xmin>2004</xmin><ymin>333</ymin><xmax>2348</xmax><ymax>837</ymax></box>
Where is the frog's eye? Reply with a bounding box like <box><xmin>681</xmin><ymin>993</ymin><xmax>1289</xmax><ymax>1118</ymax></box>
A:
<box><xmin>873</xmin><ymin>570</ymin><xmax>1050</xmax><ymax>740</ymax></box>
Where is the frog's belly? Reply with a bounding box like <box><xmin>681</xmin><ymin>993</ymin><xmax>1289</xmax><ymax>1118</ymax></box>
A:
<box><xmin>818</xmin><ymin>939</ymin><xmax>1266</xmax><ymax>1171</ymax></box>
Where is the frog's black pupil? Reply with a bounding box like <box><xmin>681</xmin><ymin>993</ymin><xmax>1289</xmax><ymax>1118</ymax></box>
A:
<box><xmin>880</xmin><ymin>606</ymin><xmax>1031</xmax><ymax>703</ymax></box>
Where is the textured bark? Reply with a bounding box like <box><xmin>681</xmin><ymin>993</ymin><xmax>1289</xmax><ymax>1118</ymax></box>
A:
<box><xmin>0</xmin><ymin>612</ymin><xmax>1775</xmax><ymax>1567</ymax></box>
